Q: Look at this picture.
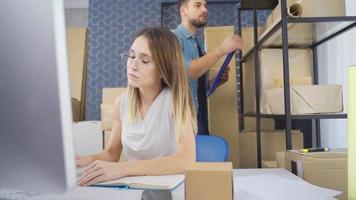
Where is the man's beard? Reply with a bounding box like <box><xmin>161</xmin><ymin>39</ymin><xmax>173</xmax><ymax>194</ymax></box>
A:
<box><xmin>189</xmin><ymin>18</ymin><xmax>207</xmax><ymax>29</ymax></box>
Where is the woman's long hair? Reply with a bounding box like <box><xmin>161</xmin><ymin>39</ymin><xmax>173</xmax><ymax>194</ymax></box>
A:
<box><xmin>127</xmin><ymin>27</ymin><xmax>197</xmax><ymax>140</ymax></box>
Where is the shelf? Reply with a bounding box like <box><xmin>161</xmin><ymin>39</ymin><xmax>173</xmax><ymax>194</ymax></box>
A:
<box><xmin>243</xmin><ymin>113</ymin><xmax>348</xmax><ymax>120</ymax></box>
<box><xmin>240</xmin><ymin>16</ymin><xmax>356</xmax><ymax>63</ymax></box>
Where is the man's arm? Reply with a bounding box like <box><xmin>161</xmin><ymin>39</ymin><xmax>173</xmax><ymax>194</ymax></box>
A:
<box><xmin>188</xmin><ymin>35</ymin><xmax>243</xmax><ymax>79</ymax></box>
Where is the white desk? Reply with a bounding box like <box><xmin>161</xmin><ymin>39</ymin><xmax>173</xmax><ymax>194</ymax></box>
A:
<box><xmin>0</xmin><ymin>169</ymin><xmax>339</xmax><ymax>200</ymax></box>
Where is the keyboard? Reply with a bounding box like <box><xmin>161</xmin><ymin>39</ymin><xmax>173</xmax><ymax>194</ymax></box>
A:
<box><xmin>0</xmin><ymin>169</ymin><xmax>86</xmax><ymax>200</ymax></box>
<box><xmin>0</xmin><ymin>187</ymin><xmax>85</xmax><ymax>200</ymax></box>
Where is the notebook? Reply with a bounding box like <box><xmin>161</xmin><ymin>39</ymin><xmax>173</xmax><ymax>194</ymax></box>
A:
<box><xmin>206</xmin><ymin>51</ymin><xmax>235</xmax><ymax>97</ymax></box>
<box><xmin>93</xmin><ymin>174</ymin><xmax>184</xmax><ymax>190</ymax></box>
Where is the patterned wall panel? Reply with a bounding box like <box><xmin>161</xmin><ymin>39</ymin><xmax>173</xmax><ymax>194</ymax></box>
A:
<box><xmin>86</xmin><ymin>0</ymin><xmax>271</xmax><ymax>120</ymax></box>
<box><xmin>86</xmin><ymin>0</ymin><xmax>161</xmax><ymax>120</ymax></box>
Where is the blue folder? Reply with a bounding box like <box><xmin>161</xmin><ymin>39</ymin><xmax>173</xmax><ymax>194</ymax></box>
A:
<box><xmin>206</xmin><ymin>51</ymin><xmax>235</xmax><ymax>97</ymax></box>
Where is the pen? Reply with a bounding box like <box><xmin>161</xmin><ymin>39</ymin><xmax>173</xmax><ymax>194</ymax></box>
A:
<box><xmin>301</xmin><ymin>147</ymin><xmax>329</xmax><ymax>153</ymax></box>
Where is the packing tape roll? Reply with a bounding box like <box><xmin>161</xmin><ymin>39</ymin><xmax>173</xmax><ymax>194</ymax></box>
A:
<box><xmin>287</xmin><ymin>3</ymin><xmax>303</xmax><ymax>18</ymax></box>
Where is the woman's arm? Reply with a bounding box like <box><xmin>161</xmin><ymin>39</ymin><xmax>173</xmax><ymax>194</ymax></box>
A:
<box><xmin>76</xmin><ymin>96</ymin><xmax>123</xmax><ymax>167</ymax></box>
<box><xmin>79</xmin><ymin>124</ymin><xmax>196</xmax><ymax>186</ymax></box>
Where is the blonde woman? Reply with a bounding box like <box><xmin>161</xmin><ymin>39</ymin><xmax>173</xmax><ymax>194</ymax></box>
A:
<box><xmin>77</xmin><ymin>27</ymin><xmax>197</xmax><ymax>186</ymax></box>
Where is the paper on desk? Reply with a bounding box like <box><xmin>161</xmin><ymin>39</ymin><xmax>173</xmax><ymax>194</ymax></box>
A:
<box><xmin>234</xmin><ymin>174</ymin><xmax>341</xmax><ymax>200</ymax></box>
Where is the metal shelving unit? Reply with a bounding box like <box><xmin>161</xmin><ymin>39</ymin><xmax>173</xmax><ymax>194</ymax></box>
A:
<box><xmin>238</xmin><ymin>0</ymin><xmax>355</xmax><ymax>168</ymax></box>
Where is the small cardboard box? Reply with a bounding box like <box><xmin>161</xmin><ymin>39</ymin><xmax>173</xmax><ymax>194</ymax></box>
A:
<box><xmin>239</xmin><ymin>130</ymin><xmax>303</xmax><ymax>168</ymax></box>
<box><xmin>185</xmin><ymin>162</ymin><xmax>233</xmax><ymax>200</ymax></box>
<box><xmin>262</xmin><ymin>85</ymin><xmax>343</xmax><ymax>114</ymax></box>
<box><xmin>285</xmin><ymin>149</ymin><xmax>348</xmax><ymax>200</ymax></box>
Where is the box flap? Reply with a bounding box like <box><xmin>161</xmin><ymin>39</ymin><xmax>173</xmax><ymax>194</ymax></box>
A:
<box><xmin>186</xmin><ymin>162</ymin><xmax>233</xmax><ymax>172</ymax></box>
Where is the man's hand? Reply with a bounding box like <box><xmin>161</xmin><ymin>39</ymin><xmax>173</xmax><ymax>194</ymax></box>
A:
<box><xmin>217</xmin><ymin>35</ymin><xmax>243</xmax><ymax>55</ymax></box>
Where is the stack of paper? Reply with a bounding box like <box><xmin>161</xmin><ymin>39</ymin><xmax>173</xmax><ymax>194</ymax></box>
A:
<box><xmin>234</xmin><ymin>174</ymin><xmax>341</xmax><ymax>200</ymax></box>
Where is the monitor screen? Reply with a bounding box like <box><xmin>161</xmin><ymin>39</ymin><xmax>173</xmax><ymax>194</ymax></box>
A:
<box><xmin>0</xmin><ymin>0</ymin><xmax>76</xmax><ymax>193</ymax></box>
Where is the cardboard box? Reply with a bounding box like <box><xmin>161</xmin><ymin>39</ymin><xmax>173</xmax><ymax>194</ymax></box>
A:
<box><xmin>67</xmin><ymin>28</ymin><xmax>88</xmax><ymax>121</ymax></box>
<box><xmin>243</xmin><ymin>49</ymin><xmax>312</xmax><ymax>113</ymax></box>
<box><xmin>243</xmin><ymin>117</ymin><xmax>275</xmax><ymax>131</ymax></box>
<box><xmin>275</xmin><ymin>0</ymin><xmax>346</xmax><ymax>18</ymax></box>
<box><xmin>239</xmin><ymin>130</ymin><xmax>303</xmax><ymax>168</ymax></box>
<box><xmin>276</xmin><ymin>151</ymin><xmax>286</xmax><ymax>168</ymax></box>
<box><xmin>204</xmin><ymin>26</ymin><xmax>240</xmax><ymax>167</ymax></box>
<box><xmin>260</xmin><ymin>0</ymin><xmax>346</xmax><ymax>46</ymax></box>
<box><xmin>185</xmin><ymin>162</ymin><xmax>233</xmax><ymax>200</ymax></box>
<box><xmin>285</xmin><ymin>149</ymin><xmax>348</xmax><ymax>200</ymax></box>
<box><xmin>272</xmin><ymin>77</ymin><xmax>312</xmax><ymax>88</ymax></box>
<box><xmin>262</xmin><ymin>85</ymin><xmax>343</xmax><ymax>114</ymax></box>
<box><xmin>101</xmin><ymin>87</ymin><xmax>127</xmax><ymax>131</ymax></box>
<box><xmin>241</xmin><ymin>26</ymin><xmax>266</xmax><ymax>56</ymax></box>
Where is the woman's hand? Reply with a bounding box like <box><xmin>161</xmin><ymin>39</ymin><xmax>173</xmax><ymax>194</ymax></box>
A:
<box><xmin>78</xmin><ymin>160</ymin><xmax>127</xmax><ymax>186</ymax></box>
<box><xmin>75</xmin><ymin>155</ymin><xmax>94</xmax><ymax>168</ymax></box>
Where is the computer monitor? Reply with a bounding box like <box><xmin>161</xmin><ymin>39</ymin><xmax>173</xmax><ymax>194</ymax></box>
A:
<box><xmin>0</xmin><ymin>0</ymin><xmax>76</xmax><ymax>193</ymax></box>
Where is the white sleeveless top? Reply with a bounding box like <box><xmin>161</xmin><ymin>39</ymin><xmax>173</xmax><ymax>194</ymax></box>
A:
<box><xmin>119</xmin><ymin>88</ymin><xmax>176</xmax><ymax>161</ymax></box>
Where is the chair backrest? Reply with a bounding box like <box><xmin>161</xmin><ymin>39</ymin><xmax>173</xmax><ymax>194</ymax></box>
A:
<box><xmin>195</xmin><ymin>135</ymin><xmax>229</xmax><ymax>162</ymax></box>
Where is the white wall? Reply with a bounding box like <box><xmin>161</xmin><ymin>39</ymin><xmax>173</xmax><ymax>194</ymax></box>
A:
<box><xmin>319</xmin><ymin>0</ymin><xmax>356</xmax><ymax>148</ymax></box>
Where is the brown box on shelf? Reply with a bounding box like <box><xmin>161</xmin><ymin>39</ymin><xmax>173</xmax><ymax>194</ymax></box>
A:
<box><xmin>261</xmin><ymin>85</ymin><xmax>343</xmax><ymax>114</ymax></box>
<box><xmin>185</xmin><ymin>162</ymin><xmax>233</xmax><ymax>200</ymax></box>
<box><xmin>241</xmin><ymin>26</ymin><xmax>267</xmax><ymax>56</ymax></box>
<box><xmin>259</xmin><ymin>0</ymin><xmax>346</xmax><ymax>46</ymax></box>
<box><xmin>243</xmin><ymin>117</ymin><xmax>275</xmax><ymax>131</ymax></box>
<box><xmin>243</xmin><ymin>49</ymin><xmax>312</xmax><ymax>114</ymax></box>
<box><xmin>239</xmin><ymin>130</ymin><xmax>303</xmax><ymax>168</ymax></box>
<box><xmin>285</xmin><ymin>149</ymin><xmax>348</xmax><ymax>200</ymax></box>
<box><xmin>272</xmin><ymin>77</ymin><xmax>312</xmax><ymax>88</ymax></box>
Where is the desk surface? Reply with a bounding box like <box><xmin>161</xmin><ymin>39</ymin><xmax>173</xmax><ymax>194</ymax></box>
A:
<box><xmin>0</xmin><ymin>168</ymin><xmax>338</xmax><ymax>200</ymax></box>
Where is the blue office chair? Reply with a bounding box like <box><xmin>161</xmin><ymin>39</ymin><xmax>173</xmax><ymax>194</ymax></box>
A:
<box><xmin>195</xmin><ymin>135</ymin><xmax>229</xmax><ymax>162</ymax></box>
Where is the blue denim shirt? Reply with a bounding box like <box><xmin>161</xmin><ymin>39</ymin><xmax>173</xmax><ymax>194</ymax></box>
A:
<box><xmin>172</xmin><ymin>24</ymin><xmax>207</xmax><ymax>111</ymax></box>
